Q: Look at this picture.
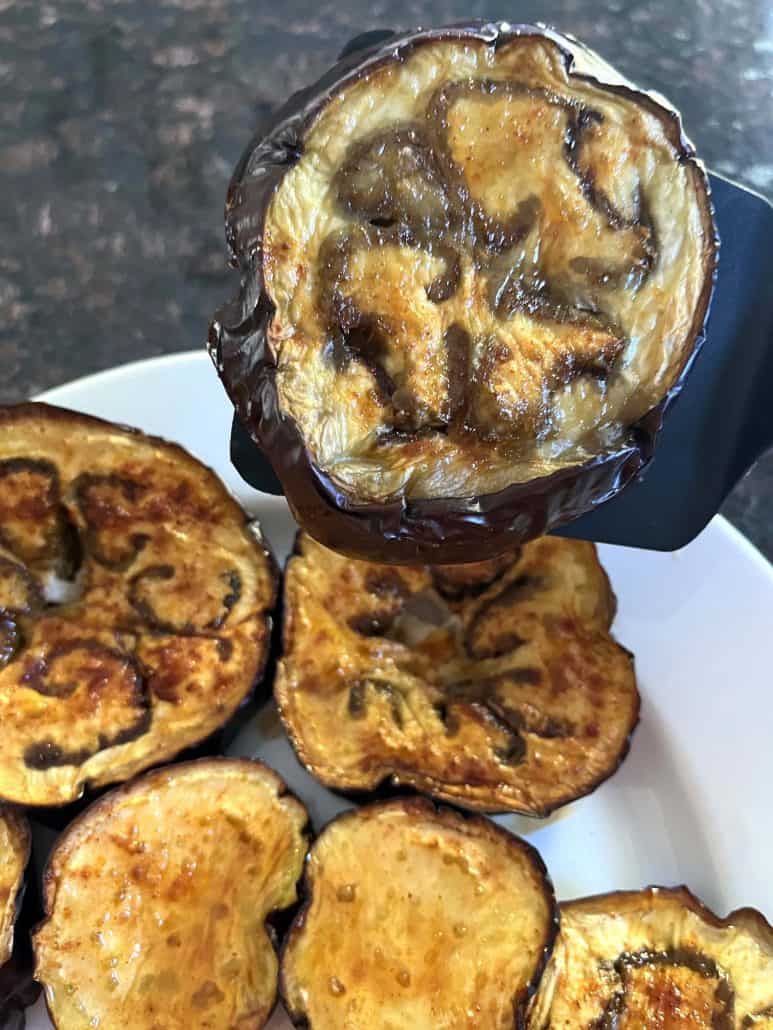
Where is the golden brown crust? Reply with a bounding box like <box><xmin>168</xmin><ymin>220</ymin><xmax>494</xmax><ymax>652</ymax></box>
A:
<box><xmin>276</xmin><ymin>533</ymin><xmax>639</xmax><ymax>815</ymax></box>
<box><xmin>34</xmin><ymin>758</ymin><xmax>309</xmax><ymax>1030</ymax></box>
<box><xmin>0</xmin><ymin>403</ymin><xmax>278</xmax><ymax>806</ymax></box>
<box><xmin>0</xmin><ymin>805</ymin><xmax>29</xmax><ymax>967</ymax></box>
<box><xmin>528</xmin><ymin>886</ymin><xmax>773</xmax><ymax>1028</ymax></box>
<box><xmin>281</xmin><ymin>797</ymin><xmax>558</xmax><ymax>1029</ymax></box>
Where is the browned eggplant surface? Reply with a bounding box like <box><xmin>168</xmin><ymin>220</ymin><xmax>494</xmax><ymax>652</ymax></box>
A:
<box><xmin>528</xmin><ymin>886</ymin><xmax>773</xmax><ymax>1029</ymax></box>
<box><xmin>0</xmin><ymin>403</ymin><xmax>277</xmax><ymax>806</ymax></box>
<box><xmin>0</xmin><ymin>807</ymin><xmax>28</xmax><ymax>969</ymax></box>
<box><xmin>34</xmin><ymin>759</ymin><xmax>309</xmax><ymax>1029</ymax></box>
<box><xmin>281</xmin><ymin>798</ymin><xmax>557</xmax><ymax>1029</ymax></box>
<box><xmin>276</xmin><ymin>533</ymin><xmax>639</xmax><ymax>815</ymax></box>
<box><xmin>212</xmin><ymin>23</ymin><xmax>716</xmax><ymax>562</ymax></box>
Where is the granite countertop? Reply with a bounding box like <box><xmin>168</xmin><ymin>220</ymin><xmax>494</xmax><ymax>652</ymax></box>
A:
<box><xmin>1</xmin><ymin>0</ymin><xmax>771</xmax><ymax>557</ymax></box>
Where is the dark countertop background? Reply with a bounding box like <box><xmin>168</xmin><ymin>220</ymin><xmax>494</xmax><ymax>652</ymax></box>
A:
<box><xmin>1</xmin><ymin>0</ymin><xmax>771</xmax><ymax>557</ymax></box>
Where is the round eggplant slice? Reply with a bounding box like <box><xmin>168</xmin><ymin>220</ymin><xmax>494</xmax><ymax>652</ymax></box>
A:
<box><xmin>281</xmin><ymin>797</ymin><xmax>557</xmax><ymax>1029</ymax></box>
<box><xmin>34</xmin><ymin>758</ymin><xmax>309</xmax><ymax>1030</ymax></box>
<box><xmin>528</xmin><ymin>886</ymin><xmax>773</xmax><ymax>1029</ymax></box>
<box><xmin>210</xmin><ymin>22</ymin><xmax>717</xmax><ymax>563</ymax></box>
<box><xmin>0</xmin><ymin>403</ymin><xmax>278</xmax><ymax>806</ymax></box>
<box><xmin>0</xmin><ymin>807</ymin><xmax>29</xmax><ymax>968</ymax></box>
<box><xmin>276</xmin><ymin>533</ymin><xmax>639</xmax><ymax>816</ymax></box>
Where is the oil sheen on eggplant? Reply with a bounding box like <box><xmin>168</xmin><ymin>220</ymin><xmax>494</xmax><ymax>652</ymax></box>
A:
<box><xmin>281</xmin><ymin>798</ymin><xmax>557</xmax><ymax>1029</ymax></box>
<box><xmin>34</xmin><ymin>759</ymin><xmax>309</xmax><ymax>1030</ymax></box>
<box><xmin>528</xmin><ymin>886</ymin><xmax>773</xmax><ymax>1029</ymax></box>
<box><xmin>276</xmin><ymin>533</ymin><xmax>639</xmax><ymax>815</ymax></box>
<box><xmin>0</xmin><ymin>403</ymin><xmax>277</xmax><ymax>807</ymax></box>
<box><xmin>211</xmin><ymin>23</ymin><xmax>716</xmax><ymax>562</ymax></box>
<box><xmin>0</xmin><ymin>807</ymin><xmax>28</xmax><ymax>969</ymax></box>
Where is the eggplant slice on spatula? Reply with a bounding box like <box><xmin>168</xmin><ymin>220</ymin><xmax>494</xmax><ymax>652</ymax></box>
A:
<box><xmin>276</xmin><ymin>533</ymin><xmax>639</xmax><ymax>816</ymax></box>
<box><xmin>211</xmin><ymin>21</ymin><xmax>727</xmax><ymax>563</ymax></box>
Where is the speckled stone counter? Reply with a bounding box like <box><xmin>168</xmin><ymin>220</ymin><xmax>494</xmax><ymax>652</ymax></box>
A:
<box><xmin>1</xmin><ymin>0</ymin><xmax>771</xmax><ymax>557</ymax></box>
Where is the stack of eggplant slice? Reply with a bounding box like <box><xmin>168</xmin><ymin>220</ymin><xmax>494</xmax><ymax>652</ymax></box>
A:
<box><xmin>2</xmin><ymin>20</ymin><xmax>771</xmax><ymax>1030</ymax></box>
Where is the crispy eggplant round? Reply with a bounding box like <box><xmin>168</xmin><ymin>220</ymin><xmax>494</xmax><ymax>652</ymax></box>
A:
<box><xmin>0</xmin><ymin>403</ymin><xmax>278</xmax><ymax>806</ymax></box>
<box><xmin>281</xmin><ymin>797</ymin><xmax>557</xmax><ymax>1028</ymax></box>
<box><xmin>276</xmin><ymin>532</ymin><xmax>639</xmax><ymax>816</ymax></box>
<box><xmin>33</xmin><ymin>758</ymin><xmax>309</xmax><ymax>1030</ymax></box>
<box><xmin>210</xmin><ymin>21</ymin><xmax>717</xmax><ymax>563</ymax></box>
<box><xmin>528</xmin><ymin>886</ymin><xmax>773</xmax><ymax>1028</ymax></box>
<box><xmin>0</xmin><ymin>807</ymin><xmax>29</xmax><ymax>969</ymax></box>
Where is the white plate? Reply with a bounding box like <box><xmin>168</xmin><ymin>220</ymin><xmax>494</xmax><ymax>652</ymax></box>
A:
<box><xmin>25</xmin><ymin>351</ymin><xmax>773</xmax><ymax>1029</ymax></box>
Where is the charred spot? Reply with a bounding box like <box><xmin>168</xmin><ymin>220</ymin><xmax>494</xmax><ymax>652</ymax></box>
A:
<box><xmin>488</xmin><ymin>698</ymin><xmax>573</xmax><ymax>740</ymax></box>
<box><xmin>0</xmin><ymin>457</ymin><xmax>60</xmax><ymax>506</ymax></box>
<box><xmin>216</xmin><ymin>638</ymin><xmax>234</xmax><ymax>662</ymax></box>
<box><xmin>0</xmin><ymin>458</ymin><xmax>81</xmax><ymax>577</ymax></box>
<box><xmin>22</xmin><ymin>710</ymin><xmax>149</xmax><ymax>770</ymax></box>
<box><xmin>431</xmin><ymin>553</ymin><xmax>514</xmax><ymax>599</ymax></box>
<box><xmin>210</xmin><ymin>570</ymin><xmax>241</xmax><ymax>630</ymax></box>
<box><xmin>73</xmin><ymin>472</ymin><xmax>148</xmax><ymax>570</ymax></box>
<box><xmin>334</xmin><ymin>125</ymin><xmax>455</xmax><ymax>231</ymax></box>
<box><xmin>21</xmin><ymin>639</ymin><xmax>143</xmax><ymax>700</ymax></box>
<box><xmin>339</xmin><ymin>322</ymin><xmax>396</xmax><ymax>405</ymax></box>
<box><xmin>466</xmin><ymin>629</ymin><xmax>527</xmax><ymax>662</ymax></box>
<box><xmin>347</xmin><ymin>678</ymin><xmax>404</xmax><ymax>728</ymax></box>
<box><xmin>494</xmin><ymin>733</ymin><xmax>527</xmax><ymax>766</ymax></box>
<box><xmin>0</xmin><ymin>555</ymin><xmax>44</xmax><ymax>617</ymax></box>
<box><xmin>444</xmin><ymin>323</ymin><xmax>471</xmax><ymax>431</ymax></box>
<box><xmin>23</xmin><ymin>739</ymin><xmax>93</xmax><ymax>770</ymax></box>
<box><xmin>592</xmin><ymin>948</ymin><xmax>735</xmax><ymax>1030</ymax></box>
<box><xmin>347</xmin><ymin>612</ymin><xmax>395</xmax><ymax>637</ymax></box>
<box><xmin>21</xmin><ymin>641</ymin><xmax>150</xmax><ymax>769</ymax></box>
<box><xmin>502</xmin><ymin>667</ymin><xmax>543</xmax><ymax>686</ymax></box>
<box><xmin>128</xmin><ymin>565</ymin><xmax>242</xmax><ymax>635</ymax></box>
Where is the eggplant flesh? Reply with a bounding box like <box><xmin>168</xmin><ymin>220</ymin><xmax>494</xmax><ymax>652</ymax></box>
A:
<box><xmin>0</xmin><ymin>404</ymin><xmax>277</xmax><ymax>807</ymax></box>
<box><xmin>276</xmin><ymin>533</ymin><xmax>639</xmax><ymax>815</ymax></box>
<box><xmin>528</xmin><ymin>887</ymin><xmax>773</xmax><ymax>1029</ymax></box>
<box><xmin>0</xmin><ymin>807</ymin><xmax>28</xmax><ymax>967</ymax></box>
<box><xmin>33</xmin><ymin>759</ymin><xmax>309</xmax><ymax>1030</ymax></box>
<box><xmin>212</xmin><ymin>23</ymin><xmax>716</xmax><ymax>562</ymax></box>
<box><xmin>281</xmin><ymin>798</ymin><xmax>557</xmax><ymax>1029</ymax></box>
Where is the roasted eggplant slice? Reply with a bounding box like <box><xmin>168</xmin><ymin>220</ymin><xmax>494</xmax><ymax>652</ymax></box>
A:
<box><xmin>276</xmin><ymin>533</ymin><xmax>638</xmax><ymax>815</ymax></box>
<box><xmin>34</xmin><ymin>759</ymin><xmax>309</xmax><ymax>1030</ymax></box>
<box><xmin>0</xmin><ymin>807</ymin><xmax>28</xmax><ymax>969</ymax></box>
<box><xmin>528</xmin><ymin>886</ymin><xmax>773</xmax><ymax>1029</ymax></box>
<box><xmin>281</xmin><ymin>798</ymin><xmax>557</xmax><ymax>1028</ymax></box>
<box><xmin>211</xmin><ymin>22</ymin><xmax>717</xmax><ymax>563</ymax></box>
<box><xmin>0</xmin><ymin>403</ymin><xmax>278</xmax><ymax>806</ymax></box>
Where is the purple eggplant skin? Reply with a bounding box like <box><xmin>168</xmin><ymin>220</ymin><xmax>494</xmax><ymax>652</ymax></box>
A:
<box><xmin>209</xmin><ymin>21</ymin><xmax>718</xmax><ymax>565</ymax></box>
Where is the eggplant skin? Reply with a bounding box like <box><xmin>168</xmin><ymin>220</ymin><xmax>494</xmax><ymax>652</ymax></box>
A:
<box><xmin>0</xmin><ymin>806</ymin><xmax>29</xmax><ymax>968</ymax></box>
<box><xmin>210</xmin><ymin>21</ymin><xmax>718</xmax><ymax>564</ymax></box>
<box><xmin>281</xmin><ymin>797</ymin><xmax>558</xmax><ymax>1029</ymax></box>
<box><xmin>0</xmin><ymin>402</ymin><xmax>279</xmax><ymax>807</ymax></box>
<box><xmin>33</xmin><ymin>758</ymin><xmax>309</xmax><ymax>1030</ymax></box>
<box><xmin>276</xmin><ymin>532</ymin><xmax>639</xmax><ymax>816</ymax></box>
<box><xmin>528</xmin><ymin>886</ymin><xmax>773</xmax><ymax>1029</ymax></box>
